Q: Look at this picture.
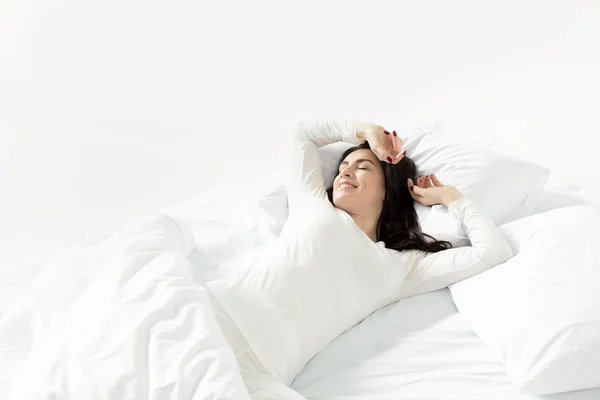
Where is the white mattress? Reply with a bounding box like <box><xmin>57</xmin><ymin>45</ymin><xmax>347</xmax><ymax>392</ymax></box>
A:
<box><xmin>291</xmin><ymin>289</ymin><xmax>599</xmax><ymax>400</ymax></box>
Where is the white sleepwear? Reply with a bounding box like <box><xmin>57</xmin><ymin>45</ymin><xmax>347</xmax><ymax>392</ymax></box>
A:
<box><xmin>205</xmin><ymin>119</ymin><xmax>513</xmax><ymax>399</ymax></box>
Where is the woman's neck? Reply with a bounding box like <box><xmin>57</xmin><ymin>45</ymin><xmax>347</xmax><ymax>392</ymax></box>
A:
<box><xmin>349</xmin><ymin>213</ymin><xmax>380</xmax><ymax>242</ymax></box>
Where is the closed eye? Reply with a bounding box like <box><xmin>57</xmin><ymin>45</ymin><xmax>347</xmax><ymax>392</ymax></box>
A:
<box><xmin>339</xmin><ymin>166</ymin><xmax>369</xmax><ymax>173</ymax></box>
<box><xmin>338</xmin><ymin>158</ymin><xmax>374</xmax><ymax>173</ymax></box>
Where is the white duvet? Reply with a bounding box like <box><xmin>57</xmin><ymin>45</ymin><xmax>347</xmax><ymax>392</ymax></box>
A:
<box><xmin>0</xmin><ymin>214</ymin><xmax>251</xmax><ymax>400</ymax></box>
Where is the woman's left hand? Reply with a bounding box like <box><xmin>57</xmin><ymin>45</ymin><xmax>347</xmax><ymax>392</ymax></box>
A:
<box><xmin>408</xmin><ymin>174</ymin><xmax>464</xmax><ymax>207</ymax></box>
<box><xmin>358</xmin><ymin>122</ymin><xmax>406</xmax><ymax>164</ymax></box>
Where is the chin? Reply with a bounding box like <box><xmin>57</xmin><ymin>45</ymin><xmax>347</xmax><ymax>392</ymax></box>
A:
<box><xmin>333</xmin><ymin>194</ymin><xmax>352</xmax><ymax>210</ymax></box>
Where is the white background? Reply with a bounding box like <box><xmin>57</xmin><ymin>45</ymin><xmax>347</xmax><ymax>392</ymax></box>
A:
<box><xmin>1</xmin><ymin>0</ymin><xmax>599</xmax><ymax>266</ymax></box>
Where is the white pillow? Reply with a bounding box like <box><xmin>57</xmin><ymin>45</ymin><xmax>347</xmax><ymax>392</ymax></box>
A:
<box><xmin>319</xmin><ymin>141</ymin><xmax>355</xmax><ymax>187</ymax></box>
<box><xmin>318</xmin><ymin>130</ymin><xmax>549</xmax><ymax>245</ymax></box>
<box><xmin>450</xmin><ymin>205</ymin><xmax>600</xmax><ymax>394</ymax></box>
<box><xmin>421</xmin><ymin>118</ymin><xmax>559</xmax><ymax>224</ymax></box>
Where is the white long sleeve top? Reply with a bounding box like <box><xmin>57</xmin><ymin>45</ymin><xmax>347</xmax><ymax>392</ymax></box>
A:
<box><xmin>205</xmin><ymin>118</ymin><xmax>513</xmax><ymax>384</ymax></box>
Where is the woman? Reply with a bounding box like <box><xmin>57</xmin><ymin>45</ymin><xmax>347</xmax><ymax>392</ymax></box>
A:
<box><xmin>205</xmin><ymin>118</ymin><xmax>513</xmax><ymax>399</ymax></box>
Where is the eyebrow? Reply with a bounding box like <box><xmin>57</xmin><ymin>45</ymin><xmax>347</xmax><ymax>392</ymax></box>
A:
<box><xmin>339</xmin><ymin>158</ymin><xmax>377</xmax><ymax>167</ymax></box>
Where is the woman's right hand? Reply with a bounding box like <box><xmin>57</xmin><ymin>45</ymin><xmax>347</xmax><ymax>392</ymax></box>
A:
<box><xmin>358</xmin><ymin>122</ymin><xmax>406</xmax><ymax>164</ymax></box>
<box><xmin>408</xmin><ymin>174</ymin><xmax>464</xmax><ymax>207</ymax></box>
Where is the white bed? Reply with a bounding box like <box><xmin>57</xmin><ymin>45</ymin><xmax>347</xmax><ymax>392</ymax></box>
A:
<box><xmin>291</xmin><ymin>280</ymin><xmax>599</xmax><ymax>400</ymax></box>
<box><xmin>162</xmin><ymin>168</ymin><xmax>599</xmax><ymax>400</ymax></box>
<box><xmin>1</xmin><ymin>145</ymin><xmax>598</xmax><ymax>399</ymax></box>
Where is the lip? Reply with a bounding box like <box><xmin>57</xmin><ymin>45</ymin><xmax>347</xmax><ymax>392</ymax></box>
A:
<box><xmin>338</xmin><ymin>180</ymin><xmax>358</xmax><ymax>189</ymax></box>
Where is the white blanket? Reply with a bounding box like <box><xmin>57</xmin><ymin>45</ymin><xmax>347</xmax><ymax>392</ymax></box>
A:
<box><xmin>0</xmin><ymin>214</ymin><xmax>251</xmax><ymax>400</ymax></box>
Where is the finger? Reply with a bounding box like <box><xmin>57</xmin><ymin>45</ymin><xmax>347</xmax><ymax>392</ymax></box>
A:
<box><xmin>374</xmin><ymin>146</ymin><xmax>394</xmax><ymax>164</ymax></box>
<box><xmin>392</xmin><ymin>149</ymin><xmax>407</xmax><ymax>164</ymax></box>
<box><xmin>424</xmin><ymin>175</ymin><xmax>433</xmax><ymax>188</ymax></box>
<box><xmin>417</xmin><ymin>176</ymin><xmax>425</xmax><ymax>187</ymax></box>
<box><xmin>381</xmin><ymin>141</ymin><xmax>397</xmax><ymax>163</ymax></box>
<box><xmin>392</xmin><ymin>131</ymin><xmax>404</xmax><ymax>153</ymax></box>
<box><xmin>412</xmin><ymin>185</ymin><xmax>427</xmax><ymax>197</ymax></box>
<box><xmin>407</xmin><ymin>178</ymin><xmax>423</xmax><ymax>200</ymax></box>
<box><xmin>431</xmin><ymin>173</ymin><xmax>444</xmax><ymax>187</ymax></box>
<box><xmin>391</xmin><ymin>130</ymin><xmax>399</xmax><ymax>152</ymax></box>
<box><xmin>409</xmin><ymin>189</ymin><xmax>422</xmax><ymax>202</ymax></box>
<box><xmin>381</xmin><ymin>146</ymin><xmax>397</xmax><ymax>164</ymax></box>
<box><xmin>408</xmin><ymin>178</ymin><xmax>419</xmax><ymax>192</ymax></box>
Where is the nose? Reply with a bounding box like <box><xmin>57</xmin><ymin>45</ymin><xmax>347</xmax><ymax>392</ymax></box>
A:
<box><xmin>339</xmin><ymin>165</ymin><xmax>354</xmax><ymax>177</ymax></box>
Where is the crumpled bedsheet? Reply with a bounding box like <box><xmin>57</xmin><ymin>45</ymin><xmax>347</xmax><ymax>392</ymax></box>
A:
<box><xmin>0</xmin><ymin>213</ymin><xmax>251</xmax><ymax>400</ymax></box>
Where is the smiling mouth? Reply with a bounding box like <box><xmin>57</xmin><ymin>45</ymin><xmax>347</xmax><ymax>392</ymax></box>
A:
<box><xmin>339</xmin><ymin>183</ymin><xmax>357</xmax><ymax>189</ymax></box>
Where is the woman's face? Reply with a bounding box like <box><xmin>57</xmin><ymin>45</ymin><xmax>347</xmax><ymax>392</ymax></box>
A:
<box><xmin>332</xmin><ymin>149</ymin><xmax>386</xmax><ymax>214</ymax></box>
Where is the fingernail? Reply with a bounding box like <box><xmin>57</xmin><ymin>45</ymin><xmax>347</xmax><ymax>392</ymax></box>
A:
<box><xmin>410</xmin><ymin>186</ymin><xmax>415</xmax><ymax>191</ymax></box>
<box><xmin>393</xmin><ymin>130</ymin><xmax>397</xmax><ymax>137</ymax></box>
<box><xmin>386</xmin><ymin>156</ymin><xmax>392</xmax><ymax>163</ymax></box>
<box><xmin>402</xmin><ymin>150</ymin><xmax>407</xmax><ymax>155</ymax></box>
<box><xmin>384</xmin><ymin>130</ymin><xmax>390</xmax><ymax>135</ymax></box>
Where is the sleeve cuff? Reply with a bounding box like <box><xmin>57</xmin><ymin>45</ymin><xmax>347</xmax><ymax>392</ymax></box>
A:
<box><xmin>447</xmin><ymin>197</ymin><xmax>479</xmax><ymax>220</ymax></box>
<box><xmin>343</xmin><ymin>120</ymin><xmax>366</xmax><ymax>144</ymax></box>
